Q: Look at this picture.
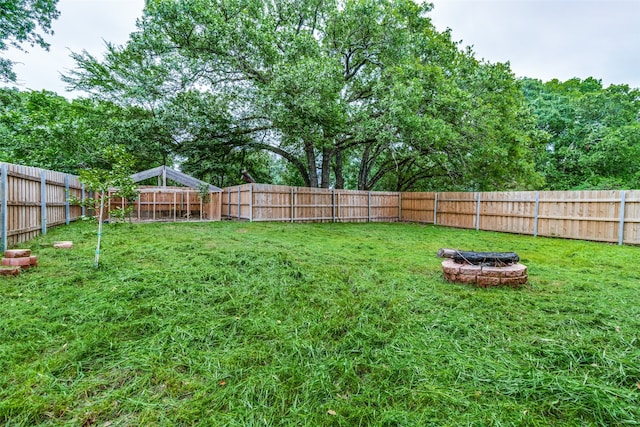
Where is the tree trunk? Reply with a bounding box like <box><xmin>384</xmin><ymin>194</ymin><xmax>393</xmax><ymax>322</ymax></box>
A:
<box><xmin>94</xmin><ymin>192</ymin><xmax>105</xmax><ymax>268</ymax></box>
<box><xmin>320</xmin><ymin>146</ymin><xmax>332</xmax><ymax>188</ymax></box>
<box><xmin>334</xmin><ymin>149</ymin><xmax>344</xmax><ymax>189</ymax></box>
<box><xmin>358</xmin><ymin>145</ymin><xmax>371</xmax><ymax>190</ymax></box>
<box><xmin>304</xmin><ymin>141</ymin><xmax>318</xmax><ymax>188</ymax></box>
<box><xmin>248</xmin><ymin>141</ymin><xmax>311</xmax><ymax>187</ymax></box>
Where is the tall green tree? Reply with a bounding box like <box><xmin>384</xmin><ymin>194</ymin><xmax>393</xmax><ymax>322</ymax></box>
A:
<box><xmin>0</xmin><ymin>87</ymin><xmax>164</xmax><ymax>173</ymax></box>
<box><xmin>1</xmin><ymin>0</ymin><xmax>60</xmax><ymax>82</ymax></box>
<box><xmin>65</xmin><ymin>0</ymin><xmax>543</xmax><ymax>191</ymax></box>
<box><xmin>522</xmin><ymin>77</ymin><xmax>640</xmax><ymax>190</ymax></box>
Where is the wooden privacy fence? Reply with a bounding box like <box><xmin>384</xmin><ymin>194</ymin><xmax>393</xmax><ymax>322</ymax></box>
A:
<box><xmin>0</xmin><ymin>162</ymin><xmax>223</xmax><ymax>251</ymax></box>
<box><xmin>3</xmin><ymin>161</ymin><xmax>640</xmax><ymax>248</ymax></box>
<box><xmin>222</xmin><ymin>184</ymin><xmax>640</xmax><ymax>245</ymax></box>
<box><xmin>222</xmin><ymin>184</ymin><xmax>401</xmax><ymax>223</ymax></box>
<box><xmin>401</xmin><ymin>190</ymin><xmax>640</xmax><ymax>245</ymax></box>
<box><xmin>107</xmin><ymin>186</ymin><xmax>222</xmax><ymax>222</ymax></box>
<box><xmin>0</xmin><ymin>162</ymin><xmax>85</xmax><ymax>251</ymax></box>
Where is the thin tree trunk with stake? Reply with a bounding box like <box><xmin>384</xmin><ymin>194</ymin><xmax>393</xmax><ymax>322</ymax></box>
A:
<box><xmin>94</xmin><ymin>191</ymin><xmax>105</xmax><ymax>268</ymax></box>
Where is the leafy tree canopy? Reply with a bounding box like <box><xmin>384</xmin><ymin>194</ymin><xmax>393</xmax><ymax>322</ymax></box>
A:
<box><xmin>65</xmin><ymin>0</ymin><xmax>544</xmax><ymax>191</ymax></box>
<box><xmin>0</xmin><ymin>87</ymin><xmax>163</xmax><ymax>173</ymax></box>
<box><xmin>522</xmin><ymin>77</ymin><xmax>640</xmax><ymax>190</ymax></box>
<box><xmin>0</xmin><ymin>0</ymin><xmax>60</xmax><ymax>82</ymax></box>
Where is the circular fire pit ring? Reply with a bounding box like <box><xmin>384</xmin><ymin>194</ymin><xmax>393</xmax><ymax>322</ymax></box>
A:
<box><xmin>438</xmin><ymin>249</ymin><xmax>527</xmax><ymax>287</ymax></box>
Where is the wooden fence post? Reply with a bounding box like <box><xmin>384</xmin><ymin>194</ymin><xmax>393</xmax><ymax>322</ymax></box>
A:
<box><xmin>398</xmin><ymin>193</ymin><xmax>402</xmax><ymax>222</ymax></box>
<box><xmin>65</xmin><ymin>175</ymin><xmax>70</xmax><ymax>225</ymax></box>
<box><xmin>40</xmin><ymin>171</ymin><xmax>47</xmax><ymax>235</ymax></box>
<box><xmin>475</xmin><ymin>192</ymin><xmax>481</xmax><ymax>231</ymax></box>
<box><xmin>533</xmin><ymin>191</ymin><xmax>540</xmax><ymax>237</ymax></box>
<box><xmin>367</xmin><ymin>191</ymin><xmax>371</xmax><ymax>222</ymax></box>
<box><xmin>434</xmin><ymin>193</ymin><xmax>438</xmax><ymax>225</ymax></box>
<box><xmin>249</xmin><ymin>184</ymin><xmax>253</xmax><ymax>222</ymax></box>
<box><xmin>291</xmin><ymin>187</ymin><xmax>295</xmax><ymax>223</ymax></box>
<box><xmin>331</xmin><ymin>189</ymin><xmax>335</xmax><ymax>223</ymax></box>
<box><xmin>81</xmin><ymin>183</ymin><xmax>86</xmax><ymax>217</ymax></box>
<box><xmin>619</xmin><ymin>190</ymin><xmax>626</xmax><ymax>246</ymax></box>
<box><xmin>227</xmin><ymin>188</ymin><xmax>231</xmax><ymax>219</ymax></box>
<box><xmin>237</xmin><ymin>187</ymin><xmax>241</xmax><ymax>220</ymax></box>
<box><xmin>0</xmin><ymin>163</ymin><xmax>7</xmax><ymax>252</ymax></box>
<box><xmin>187</xmin><ymin>189</ymin><xmax>191</xmax><ymax>219</ymax></box>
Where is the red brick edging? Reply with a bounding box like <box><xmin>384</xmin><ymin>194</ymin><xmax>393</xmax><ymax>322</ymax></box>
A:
<box><xmin>1</xmin><ymin>248</ymin><xmax>37</xmax><ymax>276</ymax></box>
<box><xmin>442</xmin><ymin>259</ymin><xmax>527</xmax><ymax>287</ymax></box>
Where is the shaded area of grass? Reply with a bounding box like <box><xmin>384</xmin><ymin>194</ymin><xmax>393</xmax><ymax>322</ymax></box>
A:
<box><xmin>1</xmin><ymin>221</ymin><xmax>639</xmax><ymax>426</ymax></box>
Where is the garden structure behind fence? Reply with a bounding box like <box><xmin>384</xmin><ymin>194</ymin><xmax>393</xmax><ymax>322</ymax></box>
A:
<box><xmin>2</xmin><ymin>161</ymin><xmax>640</xmax><ymax>251</ymax></box>
<box><xmin>106</xmin><ymin>186</ymin><xmax>222</xmax><ymax>224</ymax></box>
<box><xmin>0</xmin><ymin>162</ymin><xmax>222</xmax><ymax>251</ymax></box>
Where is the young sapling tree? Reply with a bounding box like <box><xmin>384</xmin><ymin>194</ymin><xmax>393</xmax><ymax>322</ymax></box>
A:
<box><xmin>72</xmin><ymin>146</ymin><xmax>138</xmax><ymax>267</ymax></box>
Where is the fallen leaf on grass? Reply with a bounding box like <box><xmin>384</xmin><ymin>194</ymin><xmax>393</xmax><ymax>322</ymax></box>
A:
<box><xmin>219</xmin><ymin>380</ymin><xmax>227</xmax><ymax>386</ymax></box>
<box><xmin>327</xmin><ymin>409</ymin><xmax>337</xmax><ymax>416</ymax></box>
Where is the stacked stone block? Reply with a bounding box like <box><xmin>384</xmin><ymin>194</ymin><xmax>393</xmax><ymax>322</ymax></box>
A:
<box><xmin>442</xmin><ymin>259</ymin><xmax>527</xmax><ymax>288</ymax></box>
<box><xmin>1</xmin><ymin>249</ymin><xmax>37</xmax><ymax>276</ymax></box>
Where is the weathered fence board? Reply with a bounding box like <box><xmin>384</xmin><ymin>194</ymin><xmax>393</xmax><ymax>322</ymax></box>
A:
<box><xmin>435</xmin><ymin>192</ymin><xmax>477</xmax><ymax>229</ymax></box>
<box><xmin>0</xmin><ymin>162</ymin><xmax>84</xmax><ymax>251</ymax></box>
<box><xmin>536</xmin><ymin>190</ymin><xmax>622</xmax><ymax>243</ymax></box>
<box><xmin>478</xmin><ymin>191</ymin><xmax>537</xmax><ymax>235</ymax></box>
<box><xmin>623</xmin><ymin>191</ymin><xmax>640</xmax><ymax>245</ymax></box>
<box><xmin>221</xmin><ymin>185</ymin><xmax>640</xmax><ymax>245</ymax></box>
<box><xmin>400</xmin><ymin>190</ymin><xmax>640</xmax><ymax>245</ymax></box>
<box><xmin>4</xmin><ymin>161</ymin><xmax>640</xmax><ymax>248</ymax></box>
<box><xmin>222</xmin><ymin>184</ymin><xmax>401</xmax><ymax>223</ymax></box>
<box><xmin>399</xmin><ymin>192</ymin><xmax>436</xmax><ymax>224</ymax></box>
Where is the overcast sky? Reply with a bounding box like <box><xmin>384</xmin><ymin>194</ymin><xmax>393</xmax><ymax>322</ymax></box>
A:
<box><xmin>2</xmin><ymin>0</ymin><xmax>639</xmax><ymax>98</ymax></box>
<box><xmin>2</xmin><ymin>0</ymin><xmax>145</xmax><ymax>98</ymax></box>
<box><xmin>429</xmin><ymin>0</ymin><xmax>640</xmax><ymax>88</ymax></box>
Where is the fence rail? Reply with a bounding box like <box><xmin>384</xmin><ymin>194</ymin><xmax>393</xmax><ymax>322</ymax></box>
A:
<box><xmin>221</xmin><ymin>184</ymin><xmax>401</xmax><ymax>223</ymax></box>
<box><xmin>1</xmin><ymin>162</ymin><xmax>85</xmax><ymax>251</ymax></box>
<box><xmin>222</xmin><ymin>184</ymin><xmax>640</xmax><ymax>246</ymax></box>
<box><xmin>0</xmin><ymin>163</ymin><xmax>224</xmax><ymax>251</ymax></box>
<box><xmin>399</xmin><ymin>190</ymin><xmax>640</xmax><ymax>245</ymax></box>
<box><xmin>3</xmin><ymin>161</ymin><xmax>640</xmax><ymax>249</ymax></box>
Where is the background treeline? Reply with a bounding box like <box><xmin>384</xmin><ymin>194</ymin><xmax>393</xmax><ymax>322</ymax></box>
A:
<box><xmin>1</xmin><ymin>0</ymin><xmax>639</xmax><ymax>191</ymax></box>
<box><xmin>522</xmin><ymin>77</ymin><xmax>640</xmax><ymax>190</ymax></box>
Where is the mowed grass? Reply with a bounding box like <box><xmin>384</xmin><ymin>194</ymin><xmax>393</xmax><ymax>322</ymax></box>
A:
<box><xmin>1</xmin><ymin>221</ymin><xmax>639</xmax><ymax>426</ymax></box>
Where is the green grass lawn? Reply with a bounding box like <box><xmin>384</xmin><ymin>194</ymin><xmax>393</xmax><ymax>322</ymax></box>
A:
<box><xmin>1</xmin><ymin>221</ymin><xmax>639</xmax><ymax>426</ymax></box>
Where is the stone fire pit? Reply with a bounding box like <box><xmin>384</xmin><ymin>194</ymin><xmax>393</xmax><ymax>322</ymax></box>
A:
<box><xmin>438</xmin><ymin>248</ymin><xmax>527</xmax><ymax>288</ymax></box>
